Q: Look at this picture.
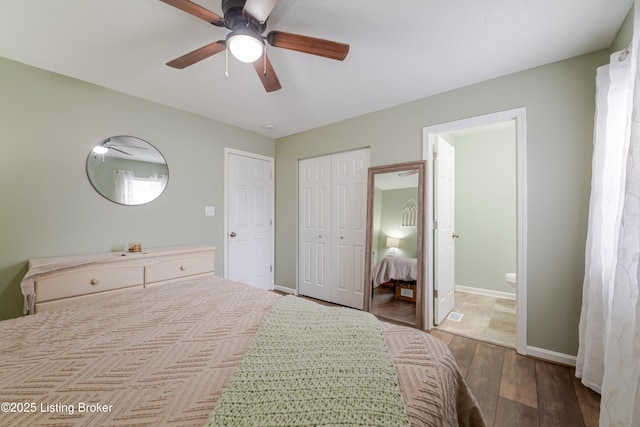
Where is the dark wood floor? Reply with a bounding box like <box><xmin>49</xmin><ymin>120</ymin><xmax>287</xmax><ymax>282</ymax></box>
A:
<box><xmin>371</xmin><ymin>285</ymin><xmax>416</xmax><ymax>324</ymax></box>
<box><xmin>430</xmin><ymin>330</ymin><xmax>601</xmax><ymax>427</ymax></box>
<box><xmin>277</xmin><ymin>291</ymin><xmax>601</xmax><ymax>426</ymax></box>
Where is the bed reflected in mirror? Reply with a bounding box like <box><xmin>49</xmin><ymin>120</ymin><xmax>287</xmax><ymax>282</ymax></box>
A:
<box><xmin>364</xmin><ymin>161</ymin><xmax>426</xmax><ymax>328</ymax></box>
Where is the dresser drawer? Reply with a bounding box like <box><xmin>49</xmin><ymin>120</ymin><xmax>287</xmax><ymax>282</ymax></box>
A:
<box><xmin>145</xmin><ymin>253</ymin><xmax>215</xmax><ymax>285</ymax></box>
<box><xmin>35</xmin><ymin>285</ymin><xmax>143</xmax><ymax>313</ymax></box>
<box><xmin>35</xmin><ymin>266</ymin><xmax>144</xmax><ymax>302</ymax></box>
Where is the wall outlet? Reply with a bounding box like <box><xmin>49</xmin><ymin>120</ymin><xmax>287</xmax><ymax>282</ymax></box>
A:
<box><xmin>205</xmin><ymin>206</ymin><xmax>215</xmax><ymax>216</ymax></box>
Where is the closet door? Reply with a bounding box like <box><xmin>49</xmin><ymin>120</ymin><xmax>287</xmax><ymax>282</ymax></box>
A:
<box><xmin>298</xmin><ymin>156</ymin><xmax>332</xmax><ymax>302</ymax></box>
<box><xmin>298</xmin><ymin>149</ymin><xmax>369</xmax><ymax>309</ymax></box>
<box><xmin>331</xmin><ymin>149</ymin><xmax>369</xmax><ymax>309</ymax></box>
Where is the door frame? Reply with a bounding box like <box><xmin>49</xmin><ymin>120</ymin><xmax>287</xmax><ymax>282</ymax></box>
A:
<box><xmin>422</xmin><ymin>107</ymin><xmax>528</xmax><ymax>355</ymax></box>
<box><xmin>224</xmin><ymin>148</ymin><xmax>275</xmax><ymax>288</ymax></box>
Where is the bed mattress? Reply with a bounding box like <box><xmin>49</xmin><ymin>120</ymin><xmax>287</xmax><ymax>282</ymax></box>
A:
<box><xmin>372</xmin><ymin>257</ymin><xmax>418</xmax><ymax>288</ymax></box>
<box><xmin>0</xmin><ymin>275</ymin><xmax>483</xmax><ymax>426</ymax></box>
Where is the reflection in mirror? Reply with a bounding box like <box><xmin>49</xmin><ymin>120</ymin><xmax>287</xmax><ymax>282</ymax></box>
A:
<box><xmin>87</xmin><ymin>136</ymin><xmax>169</xmax><ymax>205</ymax></box>
<box><xmin>364</xmin><ymin>161</ymin><xmax>425</xmax><ymax>328</ymax></box>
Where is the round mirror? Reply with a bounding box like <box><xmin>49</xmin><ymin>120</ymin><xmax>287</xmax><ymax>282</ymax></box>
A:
<box><xmin>86</xmin><ymin>136</ymin><xmax>169</xmax><ymax>205</ymax></box>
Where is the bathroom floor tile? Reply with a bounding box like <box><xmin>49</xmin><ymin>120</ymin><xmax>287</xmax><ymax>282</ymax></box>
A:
<box><xmin>496</xmin><ymin>298</ymin><xmax>516</xmax><ymax>310</ymax></box>
<box><xmin>489</xmin><ymin>317</ymin><xmax>517</xmax><ymax>334</ymax></box>
<box><xmin>484</xmin><ymin>328</ymin><xmax>517</xmax><ymax>347</ymax></box>
<box><xmin>492</xmin><ymin>308</ymin><xmax>517</xmax><ymax>325</ymax></box>
<box><xmin>460</xmin><ymin>302</ymin><xmax>494</xmax><ymax>319</ymax></box>
<box><xmin>435</xmin><ymin>291</ymin><xmax>517</xmax><ymax>348</ymax></box>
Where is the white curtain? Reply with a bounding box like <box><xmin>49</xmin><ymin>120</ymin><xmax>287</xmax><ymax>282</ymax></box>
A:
<box><xmin>577</xmin><ymin>4</ymin><xmax>640</xmax><ymax>425</ymax></box>
<box><xmin>114</xmin><ymin>171</ymin><xmax>167</xmax><ymax>205</ymax></box>
<box><xmin>113</xmin><ymin>169</ymin><xmax>135</xmax><ymax>205</ymax></box>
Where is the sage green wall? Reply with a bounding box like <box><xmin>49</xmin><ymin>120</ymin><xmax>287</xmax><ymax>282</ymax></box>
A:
<box><xmin>377</xmin><ymin>188</ymin><xmax>419</xmax><ymax>262</ymax></box>
<box><xmin>611</xmin><ymin>5</ymin><xmax>634</xmax><ymax>52</ymax></box>
<box><xmin>275</xmin><ymin>49</ymin><xmax>609</xmax><ymax>356</ymax></box>
<box><xmin>454</xmin><ymin>128</ymin><xmax>516</xmax><ymax>294</ymax></box>
<box><xmin>0</xmin><ymin>56</ymin><xmax>275</xmax><ymax>321</ymax></box>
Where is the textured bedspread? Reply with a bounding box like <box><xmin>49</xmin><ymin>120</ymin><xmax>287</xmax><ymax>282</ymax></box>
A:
<box><xmin>206</xmin><ymin>296</ymin><xmax>409</xmax><ymax>426</ymax></box>
<box><xmin>0</xmin><ymin>276</ymin><xmax>484</xmax><ymax>426</ymax></box>
<box><xmin>372</xmin><ymin>257</ymin><xmax>418</xmax><ymax>287</ymax></box>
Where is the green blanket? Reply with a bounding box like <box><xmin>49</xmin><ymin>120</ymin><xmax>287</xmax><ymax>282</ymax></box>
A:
<box><xmin>204</xmin><ymin>296</ymin><xmax>410</xmax><ymax>426</ymax></box>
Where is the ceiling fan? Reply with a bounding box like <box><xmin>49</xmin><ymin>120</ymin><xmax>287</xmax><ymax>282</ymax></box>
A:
<box><xmin>93</xmin><ymin>137</ymin><xmax>150</xmax><ymax>156</ymax></box>
<box><xmin>160</xmin><ymin>0</ymin><xmax>350</xmax><ymax>92</ymax></box>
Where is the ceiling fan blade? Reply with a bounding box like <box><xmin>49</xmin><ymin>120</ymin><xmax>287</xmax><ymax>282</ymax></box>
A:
<box><xmin>167</xmin><ymin>41</ymin><xmax>226</xmax><ymax>69</ymax></box>
<box><xmin>252</xmin><ymin>53</ymin><xmax>281</xmax><ymax>92</ymax></box>
<box><xmin>109</xmin><ymin>147</ymin><xmax>133</xmax><ymax>156</ymax></box>
<box><xmin>266</xmin><ymin>31</ymin><xmax>349</xmax><ymax>61</ymax></box>
<box><xmin>106</xmin><ymin>144</ymin><xmax>149</xmax><ymax>150</ymax></box>
<box><xmin>243</xmin><ymin>0</ymin><xmax>278</xmax><ymax>24</ymax></box>
<box><xmin>159</xmin><ymin>0</ymin><xmax>226</xmax><ymax>26</ymax></box>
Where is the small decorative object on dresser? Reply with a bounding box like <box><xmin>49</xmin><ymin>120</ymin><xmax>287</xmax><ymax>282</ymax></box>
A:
<box><xmin>128</xmin><ymin>242</ymin><xmax>142</xmax><ymax>253</ymax></box>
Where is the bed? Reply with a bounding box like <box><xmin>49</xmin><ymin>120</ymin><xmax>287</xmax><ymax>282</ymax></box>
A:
<box><xmin>1</xmin><ymin>270</ymin><xmax>484</xmax><ymax>426</ymax></box>
<box><xmin>372</xmin><ymin>257</ymin><xmax>418</xmax><ymax>288</ymax></box>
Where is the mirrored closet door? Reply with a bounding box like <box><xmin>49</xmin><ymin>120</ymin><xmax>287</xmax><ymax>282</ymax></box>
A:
<box><xmin>364</xmin><ymin>161</ymin><xmax>426</xmax><ymax>328</ymax></box>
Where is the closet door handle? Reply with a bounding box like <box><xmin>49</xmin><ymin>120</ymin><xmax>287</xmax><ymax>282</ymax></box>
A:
<box><xmin>452</xmin><ymin>233</ymin><xmax>460</xmax><ymax>239</ymax></box>
<box><xmin>230</xmin><ymin>232</ymin><xmax>237</xmax><ymax>238</ymax></box>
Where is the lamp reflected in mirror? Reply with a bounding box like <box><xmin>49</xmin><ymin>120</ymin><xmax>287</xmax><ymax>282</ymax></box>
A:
<box><xmin>385</xmin><ymin>237</ymin><xmax>401</xmax><ymax>257</ymax></box>
<box><xmin>364</xmin><ymin>161</ymin><xmax>426</xmax><ymax>328</ymax></box>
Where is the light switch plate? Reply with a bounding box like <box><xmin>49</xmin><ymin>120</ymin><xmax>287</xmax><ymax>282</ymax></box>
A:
<box><xmin>205</xmin><ymin>206</ymin><xmax>215</xmax><ymax>216</ymax></box>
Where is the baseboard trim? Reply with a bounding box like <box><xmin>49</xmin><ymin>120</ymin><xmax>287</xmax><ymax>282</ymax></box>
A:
<box><xmin>273</xmin><ymin>285</ymin><xmax>297</xmax><ymax>295</ymax></box>
<box><xmin>526</xmin><ymin>346</ymin><xmax>577</xmax><ymax>367</ymax></box>
<box><xmin>455</xmin><ymin>285</ymin><xmax>516</xmax><ymax>300</ymax></box>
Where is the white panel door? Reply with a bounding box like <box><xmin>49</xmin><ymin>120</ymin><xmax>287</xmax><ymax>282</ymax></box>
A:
<box><xmin>434</xmin><ymin>137</ymin><xmax>456</xmax><ymax>324</ymax></box>
<box><xmin>330</xmin><ymin>149</ymin><xmax>369</xmax><ymax>310</ymax></box>
<box><xmin>298</xmin><ymin>156</ymin><xmax>332</xmax><ymax>302</ymax></box>
<box><xmin>227</xmin><ymin>152</ymin><xmax>273</xmax><ymax>290</ymax></box>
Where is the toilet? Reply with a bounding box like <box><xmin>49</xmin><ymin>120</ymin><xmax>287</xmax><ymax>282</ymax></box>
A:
<box><xmin>505</xmin><ymin>273</ymin><xmax>517</xmax><ymax>289</ymax></box>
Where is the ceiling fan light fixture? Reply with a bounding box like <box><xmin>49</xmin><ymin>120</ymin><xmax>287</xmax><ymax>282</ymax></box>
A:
<box><xmin>93</xmin><ymin>146</ymin><xmax>108</xmax><ymax>155</ymax></box>
<box><xmin>227</xmin><ymin>30</ymin><xmax>264</xmax><ymax>63</ymax></box>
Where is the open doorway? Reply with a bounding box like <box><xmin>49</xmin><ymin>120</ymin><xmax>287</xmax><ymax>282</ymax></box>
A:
<box><xmin>422</xmin><ymin>108</ymin><xmax>527</xmax><ymax>355</ymax></box>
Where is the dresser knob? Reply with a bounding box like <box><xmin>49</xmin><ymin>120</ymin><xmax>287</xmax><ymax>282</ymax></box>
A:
<box><xmin>90</xmin><ymin>278</ymin><xmax>100</xmax><ymax>285</ymax></box>
<box><xmin>180</xmin><ymin>265</ymin><xmax>187</xmax><ymax>271</ymax></box>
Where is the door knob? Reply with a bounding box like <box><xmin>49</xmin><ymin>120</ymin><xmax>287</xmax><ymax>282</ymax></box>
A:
<box><xmin>230</xmin><ymin>232</ymin><xmax>237</xmax><ymax>238</ymax></box>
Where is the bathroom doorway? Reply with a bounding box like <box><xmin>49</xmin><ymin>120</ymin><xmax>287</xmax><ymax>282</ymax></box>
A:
<box><xmin>422</xmin><ymin>108</ymin><xmax>527</xmax><ymax>355</ymax></box>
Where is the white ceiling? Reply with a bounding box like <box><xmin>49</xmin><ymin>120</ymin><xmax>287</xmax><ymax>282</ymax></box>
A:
<box><xmin>0</xmin><ymin>0</ymin><xmax>633</xmax><ymax>138</ymax></box>
<box><xmin>375</xmin><ymin>172</ymin><xmax>419</xmax><ymax>191</ymax></box>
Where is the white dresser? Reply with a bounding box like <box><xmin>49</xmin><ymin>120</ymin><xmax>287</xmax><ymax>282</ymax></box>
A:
<box><xmin>23</xmin><ymin>246</ymin><xmax>215</xmax><ymax>313</ymax></box>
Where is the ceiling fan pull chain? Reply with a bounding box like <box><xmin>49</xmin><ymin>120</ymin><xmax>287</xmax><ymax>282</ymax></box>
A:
<box><xmin>262</xmin><ymin>44</ymin><xmax>267</xmax><ymax>75</ymax></box>
<box><xmin>225</xmin><ymin>47</ymin><xmax>229</xmax><ymax>78</ymax></box>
